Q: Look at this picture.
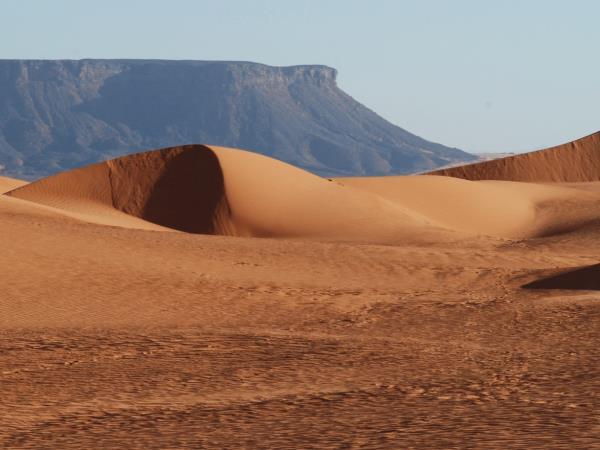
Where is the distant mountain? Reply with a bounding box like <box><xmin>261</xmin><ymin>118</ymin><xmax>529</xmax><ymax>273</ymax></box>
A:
<box><xmin>430</xmin><ymin>132</ymin><xmax>600</xmax><ymax>182</ymax></box>
<box><xmin>0</xmin><ymin>59</ymin><xmax>476</xmax><ymax>179</ymax></box>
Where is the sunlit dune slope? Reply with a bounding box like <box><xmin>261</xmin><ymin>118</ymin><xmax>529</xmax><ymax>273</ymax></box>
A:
<box><xmin>0</xmin><ymin>175</ymin><xmax>27</xmax><ymax>194</ymax></box>
<box><xmin>7</xmin><ymin>142</ymin><xmax>600</xmax><ymax>241</ymax></box>
<box><xmin>429</xmin><ymin>131</ymin><xmax>600</xmax><ymax>182</ymax></box>
<box><xmin>5</xmin><ymin>145</ymin><xmax>443</xmax><ymax>243</ymax></box>
<box><xmin>338</xmin><ymin>175</ymin><xmax>600</xmax><ymax>238</ymax></box>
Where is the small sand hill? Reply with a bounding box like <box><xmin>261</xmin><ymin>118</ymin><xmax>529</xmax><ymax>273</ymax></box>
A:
<box><xmin>7</xmin><ymin>144</ymin><xmax>600</xmax><ymax>241</ymax></box>
<box><xmin>429</xmin><ymin>131</ymin><xmax>600</xmax><ymax>182</ymax></box>
<box><xmin>338</xmin><ymin>175</ymin><xmax>600</xmax><ymax>238</ymax></box>
<box><xmin>5</xmin><ymin>145</ymin><xmax>441</xmax><ymax>243</ymax></box>
<box><xmin>339</xmin><ymin>175</ymin><xmax>536</xmax><ymax>237</ymax></box>
<box><xmin>0</xmin><ymin>176</ymin><xmax>27</xmax><ymax>194</ymax></box>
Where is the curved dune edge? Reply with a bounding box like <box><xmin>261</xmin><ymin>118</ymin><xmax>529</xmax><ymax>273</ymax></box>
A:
<box><xmin>337</xmin><ymin>176</ymin><xmax>600</xmax><ymax>239</ymax></box>
<box><xmin>0</xmin><ymin>175</ymin><xmax>27</xmax><ymax>194</ymax></box>
<box><xmin>523</xmin><ymin>264</ymin><xmax>600</xmax><ymax>290</ymax></box>
<box><xmin>4</xmin><ymin>145</ymin><xmax>445</xmax><ymax>243</ymax></box>
<box><xmin>428</xmin><ymin>131</ymin><xmax>600</xmax><ymax>182</ymax></box>
<box><xmin>6</xmin><ymin>143</ymin><xmax>600</xmax><ymax>241</ymax></box>
<box><xmin>3</xmin><ymin>145</ymin><xmax>232</xmax><ymax>234</ymax></box>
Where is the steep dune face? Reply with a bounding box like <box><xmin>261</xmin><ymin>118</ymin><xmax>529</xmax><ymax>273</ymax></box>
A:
<box><xmin>8</xmin><ymin>143</ymin><xmax>600</xmax><ymax>241</ymax></box>
<box><xmin>107</xmin><ymin>147</ymin><xmax>230</xmax><ymax>234</ymax></box>
<box><xmin>5</xmin><ymin>146</ymin><xmax>232</xmax><ymax>234</ymax></box>
<box><xmin>429</xmin><ymin>132</ymin><xmax>600</xmax><ymax>182</ymax></box>
<box><xmin>5</xmin><ymin>146</ymin><xmax>227</xmax><ymax>233</ymax></box>
<box><xmin>6</xmin><ymin>145</ymin><xmax>438</xmax><ymax>243</ymax></box>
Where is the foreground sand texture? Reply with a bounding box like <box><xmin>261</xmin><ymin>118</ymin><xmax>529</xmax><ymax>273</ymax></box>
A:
<box><xmin>1</xmin><ymin>143</ymin><xmax>599</xmax><ymax>448</ymax></box>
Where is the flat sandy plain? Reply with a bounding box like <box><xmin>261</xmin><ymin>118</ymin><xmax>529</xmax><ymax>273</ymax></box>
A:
<box><xmin>1</xmin><ymin>137</ymin><xmax>599</xmax><ymax>449</ymax></box>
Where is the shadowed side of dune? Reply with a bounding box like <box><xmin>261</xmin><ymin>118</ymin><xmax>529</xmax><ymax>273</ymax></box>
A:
<box><xmin>107</xmin><ymin>145</ymin><xmax>231</xmax><ymax>234</ymax></box>
<box><xmin>429</xmin><ymin>132</ymin><xmax>600</xmax><ymax>182</ymax></box>
<box><xmin>8</xmin><ymin>142</ymin><xmax>600</xmax><ymax>241</ymax></box>
<box><xmin>523</xmin><ymin>264</ymin><xmax>600</xmax><ymax>290</ymax></box>
<box><xmin>5</xmin><ymin>145</ymin><xmax>234</xmax><ymax>234</ymax></box>
<box><xmin>6</xmin><ymin>144</ymin><xmax>448</xmax><ymax>242</ymax></box>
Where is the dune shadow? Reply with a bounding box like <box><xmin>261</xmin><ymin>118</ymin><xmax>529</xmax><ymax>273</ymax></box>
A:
<box><xmin>143</xmin><ymin>146</ymin><xmax>227</xmax><ymax>234</ymax></box>
<box><xmin>109</xmin><ymin>144</ymin><xmax>230</xmax><ymax>234</ymax></box>
<box><xmin>523</xmin><ymin>263</ymin><xmax>600</xmax><ymax>290</ymax></box>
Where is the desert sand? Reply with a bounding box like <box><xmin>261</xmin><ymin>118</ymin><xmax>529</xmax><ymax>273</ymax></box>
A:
<box><xmin>0</xmin><ymin>175</ymin><xmax>27</xmax><ymax>194</ymax></box>
<box><xmin>1</xmin><ymin>142</ymin><xmax>599</xmax><ymax>448</ymax></box>
<box><xmin>430</xmin><ymin>131</ymin><xmax>600</xmax><ymax>182</ymax></box>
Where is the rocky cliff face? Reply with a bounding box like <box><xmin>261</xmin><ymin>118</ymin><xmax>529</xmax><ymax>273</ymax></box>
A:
<box><xmin>0</xmin><ymin>60</ymin><xmax>475</xmax><ymax>179</ymax></box>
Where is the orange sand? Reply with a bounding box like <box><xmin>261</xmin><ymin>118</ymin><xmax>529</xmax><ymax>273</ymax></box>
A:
<box><xmin>1</xmin><ymin>139</ymin><xmax>599</xmax><ymax>448</ymax></box>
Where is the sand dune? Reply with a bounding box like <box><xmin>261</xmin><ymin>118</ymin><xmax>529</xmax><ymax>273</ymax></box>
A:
<box><xmin>3</xmin><ymin>161</ymin><xmax>170</xmax><ymax>232</ymax></box>
<box><xmin>0</xmin><ymin>175</ymin><xmax>27</xmax><ymax>193</ymax></box>
<box><xmin>1</xmin><ymin>140</ymin><xmax>600</xmax><ymax>448</ymax></box>
<box><xmin>8</xmin><ymin>144</ymin><xmax>600</xmax><ymax>241</ymax></box>
<box><xmin>6</xmin><ymin>145</ymin><xmax>448</xmax><ymax>243</ymax></box>
<box><xmin>340</xmin><ymin>175</ymin><xmax>531</xmax><ymax>236</ymax></box>
<box><xmin>429</xmin><ymin>131</ymin><xmax>600</xmax><ymax>182</ymax></box>
<box><xmin>338</xmin><ymin>175</ymin><xmax>600</xmax><ymax>238</ymax></box>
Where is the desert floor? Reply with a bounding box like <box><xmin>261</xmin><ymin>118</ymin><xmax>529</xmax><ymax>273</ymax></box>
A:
<box><xmin>1</xmin><ymin>152</ymin><xmax>599</xmax><ymax>448</ymax></box>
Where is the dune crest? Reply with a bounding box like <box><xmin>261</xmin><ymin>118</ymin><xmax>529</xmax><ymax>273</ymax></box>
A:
<box><xmin>429</xmin><ymin>131</ymin><xmax>600</xmax><ymax>182</ymax></box>
<box><xmin>5</xmin><ymin>145</ymin><xmax>441</xmax><ymax>243</ymax></box>
<box><xmin>4</xmin><ymin>146</ymin><xmax>234</xmax><ymax>234</ymax></box>
<box><xmin>7</xmin><ymin>143</ymin><xmax>600</xmax><ymax>241</ymax></box>
<box><xmin>0</xmin><ymin>175</ymin><xmax>27</xmax><ymax>194</ymax></box>
<box><xmin>338</xmin><ymin>175</ymin><xmax>600</xmax><ymax>239</ymax></box>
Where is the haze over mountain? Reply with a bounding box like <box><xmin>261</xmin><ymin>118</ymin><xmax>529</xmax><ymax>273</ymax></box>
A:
<box><xmin>0</xmin><ymin>59</ymin><xmax>475</xmax><ymax>179</ymax></box>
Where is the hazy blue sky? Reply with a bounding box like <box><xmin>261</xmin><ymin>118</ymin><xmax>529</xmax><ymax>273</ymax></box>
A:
<box><xmin>1</xmin><ymin>0</ymin><xmax>599</xmax><ymax>153</ymax></box>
